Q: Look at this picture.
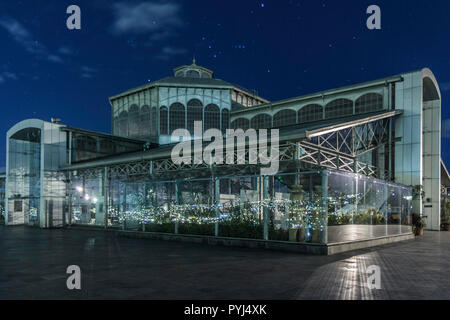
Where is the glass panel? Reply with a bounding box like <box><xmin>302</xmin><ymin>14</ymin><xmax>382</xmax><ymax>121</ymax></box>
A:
<box><xmin>250</xmin><ymin>114</ymin><xmax>272</xmax><ymax>130</ymax></box>
<box><xmin>159</xmin><ymin>106</ymin><xmax>168</xmax><ymax>135</ymax></box>
<box><xmin>204</xmin><ymin>104</ymin><xmax>220</xmax><ymax>131</ymax></box>
<box><xmin>273</xmin><ymin>109</ymin><xmax>296</xmax><ymax>128</ymax></box>
<box><xmin>71</xmin><ymin>173</ymin><xmax>103</xmax><ymax>227</ymax></box>
<box><xmin>217</xmin><ymin>176</ymin><xmax>263</xmax><ymax>239</ymax></box>
<box><xmin>169</xmin><ymin>103</ymin><xmax>185</xmax><ymax>134</ymax></box>
<box><xmin>66</xmin><ymin>169</ymin><xmax>413</xmax><ymax>246</ymax></box>
<box><xmin>0</xmin><ymin>177</ymin><xmax>5</xmax><ymax>224</ymax></box>
<box><xmin>187</xmin><ymin>99</ymin><xmax>203</xmax><ymax>134</ymax></box>
<box><xmin>269</xmin><ymin>173</ymin><xmax>323</xmax><ymax>243</ymax></box>
<box><xmin>298</xmin><ymin>104</ymin><xmax>323</xmax><ymax>123</ymax></box>
<box><xmin>177</xmin><ymin>179</ymin><xmax>215</xmax><ymax>236</ymax></box>
<box><xmin>355</xmin><ymin>93</ymin><xmax>383</xmax><ymax>114</ymax></box>
<box><xmin>231</xmin><ymin>118</ymin><xmax>249</xmax><ymax>130</ymax></box>
<box><xmin>325</xmin><ymin>99</ymin><xmax>353</xmax><ymax>119</ymax></box>
<box><xmin>7</xmin><ymin>128</ymin><xmax>41</xmax><ymax>226</ymax></box>
<box><xmin>326</xmin><ymin>170</ymin><xmax>412</xmax><ymax>243</ymax></box>
<box><xmin>221</xmin><ymin>109</ymin><xmax>230</xmax><ymax>134</ymax></box>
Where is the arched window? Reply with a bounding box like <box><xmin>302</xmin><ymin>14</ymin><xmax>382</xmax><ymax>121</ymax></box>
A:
<box><xmin>113</xmin><ymin>116</ymin><xmax>119</xmax><ymax>136</ymax></box>
<box><xmin>325</xmin><ymin>98</ymin><xmax>353</xmax><ymax>119</ymax></box>
<box><xmin>186</xmin><ymin>70</ymin><xmax>200</xmax><ymax>78</ymax></box>
<box><xmin>160</xmin><ymin>106</ymin><xmax>168</xmax><ymax>135</ymax></box>
<box><xmin>355</xmin><ymin>93</ymin><xmax>383</xmax><ymax>114</ymax></box>
<box><xmin>128</xmin><ymin>105</ymin><xmax>139</xmax><ymax>137</ymax></box>
<box><xmin>187</xmin><ymin>99</ymin><xmax>203</xmax><ymax>134</ymax></box>
<box><xmin>175</xmin><ymin>71</ymin><xmax>184</xmax><ymax>77</ymax></box>
<box><xmin>140</xmin><ymin>105</ymin><xmax>150</xmax><ymax>138</ymax></box>
<box><xmin>202</xmin><ymin>72</ymin><xmax>212</xmax><ymax>79</ymax></box>
<box><xmin>231</xmin><ymin>118</ymin><xmax>250</xmax><ymax>130</ymax></box>
<box><xmin>273</xmin><ymin>109</ymin><xmax>296</xmax><ymax>127</ymax></box>
<box><xmin>221</xmin><ymin>109</ymin><xmax>230</xmax><ymax>133</ymax></box>
<box><xmin>298</xmin><ymin>104</ymin><xmax>323</xmax><ymax>123</ymax></box>
<box><xmin>169</xmin><ymin>103</ymin><xmax>185</xmax><ymax>134</ymax></box>
<box><xmin>204</xmin><ymin>104</ymin><xmax>220</xmax><ymax>131</ymax></box>
<box><xmin>151</xmin><ymin>107</ymin><xmax>157</xmax><ymax>136</ymax></box>
<box><xmin>250</xmin><ymin>114</ymin><xmax>272</xmax><ymax>129</ymax></box>
<box><xmin>119</xmin><ymin>111</ymin><xmax>128</xmax><ymax>137</ymax></box>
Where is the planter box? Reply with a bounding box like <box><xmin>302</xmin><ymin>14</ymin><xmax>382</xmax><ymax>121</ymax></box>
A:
<box><xmin>310</xmin><ymin>230</ymin><xmax>321</xmax><ymax>243</ymax></box>
<box><xmin>289</xmin><ymin>228</ymin><xmax>306</xmax><ymax>242</ymax></box>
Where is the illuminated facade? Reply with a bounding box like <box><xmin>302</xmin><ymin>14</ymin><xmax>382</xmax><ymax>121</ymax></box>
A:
<box><xmin>3</xmin><ymin>63</ymin><xmax>446</xmax><ymax>252</ymax></box>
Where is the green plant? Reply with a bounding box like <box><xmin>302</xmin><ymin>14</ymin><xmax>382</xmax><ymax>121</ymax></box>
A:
<box><xmin>412</xmin><ymin>213</ymin><xmax>426</xmax><ymax>235</ymax></box>
<box><xmin>144</xmin><ymin>222</ymin><xmax>175</xmax><ymax>233</ymax></box>
<box><xmin>268</xmin><ymin>228</ymin><xmax>289</xmax><ymax>241</ymax></box>
<box><xmin>219</xmin><ymin>220</ymin><xmax>263</xmax><ymax>239</ymax></box>
<box><xmin>414</xmin><ymin>217</ymin><xmax>426</xmax><ymax>229</ymax></box>
<box><xmin>178</xmin><ymin>223</ymin><xmax>215</xmax><ymax>236</ymax></box>
<box><xmin>218</xmin><ymin>202</ymin><xmax>263</xmax><ymax>239</ymax></box>
<box><xmin>441</xmin><ymin>198</ymin><xmax>450</xmax><ymax>225</ymax></box>
<box><xmin>354</xmin><ymin>212</ymin><xmax>371</xmax><ymax>224</ymax></box>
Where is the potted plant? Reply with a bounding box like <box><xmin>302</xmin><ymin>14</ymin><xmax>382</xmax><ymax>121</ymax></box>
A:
<box><xmin>308</xmin><ymin>208</ymin><xmax>323</xmax><ymax>243</ymax></box>
<box><xmin>412</xmin><ymin>213</ymin><xmax>425</xmax><ymax>236</ymax></box>
<box><xmin>288</xmin><ymin>187</ymin><xmax>305</xmax><ymax>242</ymax></box>
<box><xmin>441</xmin><ymin>201</ymin><xmax>450</xmax><ymax>231</ymax></box>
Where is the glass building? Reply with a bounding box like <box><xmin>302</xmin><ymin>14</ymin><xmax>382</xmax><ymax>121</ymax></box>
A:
<box><xmin>67</xmin><ymin>168</ymin><xmax>412</xmax><ymax>246</ymax></box>
<box><xmin>3</xmin><ymin>63</ymin><xmax>446</xmax><ymax>253</ymax></box>
<box><xmin>0</xmin><ymin>170</ymin><xmax>5</xmax><ymax>224</ymax></box>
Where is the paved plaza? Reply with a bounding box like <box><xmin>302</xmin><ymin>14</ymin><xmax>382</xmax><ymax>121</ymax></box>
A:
<box><xmin>0</xmin><ymin>225</ymin><xmax>449</xmax><ymax>300</ymax></box>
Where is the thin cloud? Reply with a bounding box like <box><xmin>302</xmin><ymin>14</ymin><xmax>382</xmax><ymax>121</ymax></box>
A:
<box><xmin>58</xmin><ymin>46</ymin><xmax>74</xmax><ymax>55</ymax></box>
<box><xmin>157</xmin><ymin>46</ymin><xmax>187</xmax><ymax>60</ymax></box>
<box><xmin>81</xmin><ymin>66</ymin><xmax>97</xmax><ymax>79</ymax></box>
<box><xmin>0</xmin><ymin>17</ymin><xmax>63</xmax><ymax>63</ymax></box>
<box><xmin>0</xmin><ymin>71</ymin><xmax>18</xmax><ymax>84</ymax></box>
<box><xmin>48</xmin><ymin>54</ymin><xmax>63</xmax><ymax>63</ymax></box>
<box><xmin>112</xmin><ymin>1</ymin><xmax>182</xmax><ymax>38</ymax></box>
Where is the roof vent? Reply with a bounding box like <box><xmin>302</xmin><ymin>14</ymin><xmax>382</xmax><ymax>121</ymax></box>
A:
<box><xmin>51</xmin><ymin>118</ymin><xmax>62</xmax><ymax>124</ymax></box>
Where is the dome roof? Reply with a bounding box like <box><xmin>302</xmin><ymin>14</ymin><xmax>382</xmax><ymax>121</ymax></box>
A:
<box><xmin>173</xmin><ymin>59</ymin><xmax>214</xmax><ymax>79</ymax></box>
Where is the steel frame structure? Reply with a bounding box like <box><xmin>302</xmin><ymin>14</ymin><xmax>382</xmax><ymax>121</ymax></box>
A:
<box><xmin>67</xmin><ymin>116</ymin><xmax>394</xmax><ymax>182</ymax></box>
<box><xmin>299</xmin><ymin>117</ymin><xmax>392</xmax><ymax>179</ymax></box>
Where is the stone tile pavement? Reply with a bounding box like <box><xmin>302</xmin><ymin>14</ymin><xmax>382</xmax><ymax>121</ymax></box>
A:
<box><xmin>0</xmin><ymin>226</ymin><xmax>449</xmax><ymax>300</ymax></box>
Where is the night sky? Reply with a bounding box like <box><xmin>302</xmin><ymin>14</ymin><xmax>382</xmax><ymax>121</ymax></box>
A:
<box><xmin>0</xmin><ymin>0</ymin><xmax>450</xmax><ymax>168</ymax></box>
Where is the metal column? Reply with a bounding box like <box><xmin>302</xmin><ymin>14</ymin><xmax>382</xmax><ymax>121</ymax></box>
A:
<box><xmin>103</xmin><ymin>167</ymin><xmax>109</xmax><ymax>229</ymax></box>
<box><xmin>174</xmin><ymin>180</ymin><xmax>180</xmax><ymax>234</ymax></box>
<box><xmin>321</xmin><ymin>170</ymin><xmax>328</xmax><ymax>244</ymax></box>
<box><xmin>263</xmin><ymin>175</ymin><xmax>269</xmax><ymax>241</ymax></box>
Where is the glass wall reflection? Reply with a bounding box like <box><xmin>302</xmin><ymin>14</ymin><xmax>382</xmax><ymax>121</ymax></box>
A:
<box><xmin>326</xmin><ymin>170</ymin><xmax>412</xmax><ymax>243</ymax></box>
<box><xmin>7</xmin><ymin>128</ymin><xmax>41</xmax><ymax>226</ymax></box>
<box><xmin>67</xmin><ymin>169</ymin><xmax>412</xmax><ymax>244</ymax></box>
